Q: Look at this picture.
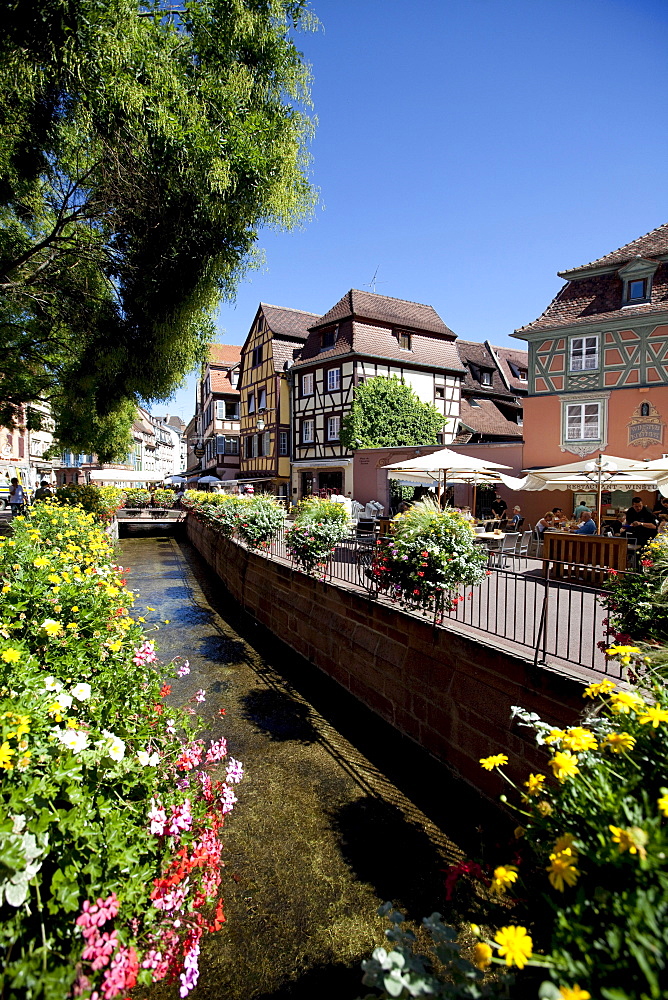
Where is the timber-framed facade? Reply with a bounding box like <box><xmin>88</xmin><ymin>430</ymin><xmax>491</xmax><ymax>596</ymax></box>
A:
<box><xmin>290</xmin><ymin>289</ymin><xmax>465</xmax><ymax>501</ymax></box>
<box><xmin>238</xmin><ymin>303</ymin><xmax>320</xmax><ymax>495</ymax></box>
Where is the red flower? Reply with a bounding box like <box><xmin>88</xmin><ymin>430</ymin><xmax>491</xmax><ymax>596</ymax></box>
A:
<box><xmin>417</xmin><ymin>571</ymin><xmax>424</xmax><ymax>577</ymax></box>
<box><xmin>159</xmin><ymin>683</ymin><xmax>171</xmax><ymax>698</ymax></box>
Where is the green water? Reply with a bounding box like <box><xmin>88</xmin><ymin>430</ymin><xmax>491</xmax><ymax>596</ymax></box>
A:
<box><xmin>120</xmin><ymin>536</ymin><xmax>500</xmax><ymax>1000</ymax></box>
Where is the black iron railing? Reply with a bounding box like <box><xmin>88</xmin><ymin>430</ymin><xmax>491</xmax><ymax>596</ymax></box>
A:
<box><xmin>231</xmin><ymin>524</ymin><xmax>633</xmax><ymax>677</ymax></box>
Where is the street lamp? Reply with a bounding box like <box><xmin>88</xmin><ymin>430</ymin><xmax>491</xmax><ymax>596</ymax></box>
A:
<box><xmin>256</xmin><ymin>418</ymin><xmax>265</xmax><ymax>432</ymax></box>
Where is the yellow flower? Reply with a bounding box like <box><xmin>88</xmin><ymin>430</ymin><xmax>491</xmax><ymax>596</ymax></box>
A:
<box><xmin>561</xmin><ymin>727</ymin><xmax>597</xmax><ymax>753</ymax></box>
<box><xmin>0</xmin><ymin>741</ymin><xmax>15</xmax><ymax>769</ymax></box>
<box><xmin>1</xmin><ymin>649</ymin><xmax>21</xmax><ymax>664</ymax></box>
<box><xmin>47</xmin><ymin>573</ymin><xmax>61</xmax><ymax>585</ymax></box>
<box><xmin>601</xmin><ymin>732</ymin><xmax>635</xmax><ymax>753</ymax></box>
<box><xmin>610</xmin><ymin>824</ymin><xmax>647</xmax><ymax>858</ymax></box>
<box><xmin>658</xmin><ymin>792</ymin><xmax>668</xmax><ymax>817</ymax></box>
<box><xmin>472</xmin><ymin>942</ymin><xmax>492</xmax><ymax>970</ymax></box>
<box><xmin>558</xmin><ymin>987</ymin><xmax>591</xmax><ymax>1000</ymax></box>
<box><xmin>40</xmin><ymin>619</ymin><xmax>63</xmax><ymax>637</ymax></box>
<box><xmin>479</xmin><ymin>753</ymin><xmax>508</xmax><ymax>770</ymax></box>
<box><xmin>609</xmin><ymin>691</ymin><xmax>645</xmax><ymax>715</ymax></box>
<box><xmin>11</xmin><ymin>716</ymin><xmax>30</xmax><ymax>738</ymax></box>
<box><xmin>524</xmin><ymin>773</ymin><xmax>546</xmax><ymax>796</ymax></box>
<box><xmin>544</xmin><ymin>728</ymin><xmax>566</xmax><ymax>744</ymax></box>
<box><xmin>549</xmin><ymin>751</ymin><xmax>580</xmax><ymax>782</ymax></box>
<box><xmin>547</xmin><ymin>852</ymin><xmax>580</xmax><ymax>892</ymax></box>
<box><xmin>2</xmin><ymin>585</ymin><xmax>10</xmax><ymax>594</ymax></box>
<box><xmin>107</xmin><ymin>641</ymin><xmax>122</xmax><ymax>653</ymax></box>
<box><xmin>493</xmin><ymin>925</ymin><xmax>533</xmax><ymax>969</ymax></box>
<box><xmin>71</xmin><ymin>606</ymin><xmax>79</xmax><ymax>613</ymax></box>
<box><xmin>606</xmin><ymin>645</ymin><xmax>641</xmax><ymax>664</ymax></box>
<box><xmin>33</xmin><ymin>556</ymin><xmax>49</xmax><ymax>568</ymax></box>
<box><xmin>490</xmin><ymin>864</ymin><xmax>519</xmax><ymax>894</ymax></box>
<box><xmin>553</xmin><ymin>833</ymin><xmax>578</xmax><ymax>856</ymax></box>
<box><xmin>638</xmin><ymin>705</ymin><xmax>668</xmax><ymax>728</ymax></box>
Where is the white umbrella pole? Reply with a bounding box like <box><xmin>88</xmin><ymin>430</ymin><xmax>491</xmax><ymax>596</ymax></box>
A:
<box><xmin>472</xmin><ymin>476</ymin><xmax>477</xmax><ymax>519</ymax></box>
<box><xmin>597</xmin><ymin>456</ymin><xmax>603</xmax><ymax>534</ymax></box>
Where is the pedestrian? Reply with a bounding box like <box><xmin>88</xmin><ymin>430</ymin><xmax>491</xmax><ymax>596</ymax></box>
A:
<box><xmin>33</xmin><ymin>480</ymin><xmax>53</xmax><ymax>502</ymax></box>
<box><xmin>8</xmin><ymin>478</ymin><xmax>26</xmax><ymax>517</ymax></box>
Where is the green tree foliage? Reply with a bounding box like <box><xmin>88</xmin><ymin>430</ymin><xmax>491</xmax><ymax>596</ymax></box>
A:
<box><xmin>340</xmin><ymin>376</ymin><xmax>447</xmax><ymax>450</ymax></box>
<box><xmin>0</xmin><ymin>0</ymin><xmax>316</xmax><ymax>459</ymax></box>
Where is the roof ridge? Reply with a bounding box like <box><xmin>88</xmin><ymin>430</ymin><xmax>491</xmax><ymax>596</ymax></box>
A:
<box><xmin>260</xmin><ymin>302</ymin><xmax>321</xmax><ymax>317</ymax></box>
<box><xmin>350</xmin><ymin>287</ymin><xmax>439</xmax><ymax>310</ymax></box>
<box><xmin>560</xmin><ymin>222</ymin><xmax>668</xmax><ymax>275</ymax></box>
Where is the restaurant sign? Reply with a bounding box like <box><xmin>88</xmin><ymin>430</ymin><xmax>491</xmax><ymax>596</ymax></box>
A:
<box><xmin>627</xmin><ymin>400</ymin><xmax>664</xmax><ymax>448</ymax></box>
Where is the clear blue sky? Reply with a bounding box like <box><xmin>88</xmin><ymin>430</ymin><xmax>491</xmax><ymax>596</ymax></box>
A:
<box><xmin>153</xmin><ymin>0</ymin><xmax>668</xmax><ymax>422</ymax></box>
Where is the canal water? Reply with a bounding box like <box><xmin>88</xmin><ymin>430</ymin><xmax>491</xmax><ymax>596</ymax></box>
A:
<box><xmin>120</xmin><ymin>536</ymin><xmax>505</xmax><ymax>1000</ymax></box>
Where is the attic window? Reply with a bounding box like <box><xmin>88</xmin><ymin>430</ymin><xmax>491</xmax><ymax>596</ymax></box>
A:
<box><xmin>321</xmin><ymin>328</ymin><xmax>337</xmax><ymax>350</ymax></box>
<box><xmin>627</xmin><ymin>278</ymin><xmax>647</xmax><ymax>302</ymax></box>
<box><xmin>469</xmin><ymin>397</ymin><xmax>481</xmax><ymax>408</ymax></box>
<box><xmin>396</xmin><ymin>331</ymin><xmax>412</xmax><ymax>351</ymax></box>
<box><xmin>618</xmin><ymin>258</ymin><xmax>657</xmax><ymax>305</ymax></box>
<box><xmin>480</xmin><ymin>370</ymin><xmax>493</xmax><ymax>386</ymax></box>
<box><xmin>518</xmin><ymin>369</ymin><xmax>527</xmax><ymax>381</ymax></box>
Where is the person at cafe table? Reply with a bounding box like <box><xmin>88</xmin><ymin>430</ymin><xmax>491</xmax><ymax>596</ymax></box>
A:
<box><xmin>574</xmin><ymin>511</ymin><xmax>596</xmax><ymax>534</ymax></box>
<box><xmin>620</xmin><ymin>497</ymin><xmax>658</xmax><ymax>546</ymax></box>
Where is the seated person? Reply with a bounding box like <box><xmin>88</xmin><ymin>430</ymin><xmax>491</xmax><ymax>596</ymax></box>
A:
<box><xmin>621</xmin><ymin>496</ymin><xmax>658</xmax><ymax>546</ymax></box>
<box><xmin>657</xmin><ymin>513</ymin><xmax>668</xmax><ymax>535</ymax></box>
<box><xmin>551</xmin><ymin>506</ymin><xmax>565</xmax><ymax>526</ymax></box>
<box><xmin>536</xmin><ymin>512</ymin><xmax>555</xmax><ymax>536</ymax></box>
<box><xmin>653</xmin><ymin>496</ymin><xmax>668</xmax><ymax>515</ymax></box>
<box><xmin>510</xmin><ymin>505</ymin><xmax>523</xmax><ymax>529</ymax></box>
<box><xmin>574</xmin><ymin>511</ymin><xmax>596</xmax><ymax>535</ymax></box>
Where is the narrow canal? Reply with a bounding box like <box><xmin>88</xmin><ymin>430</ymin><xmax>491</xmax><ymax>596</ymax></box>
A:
<box><xmin>121</xmin><ymin>535</ymin><xmax>504</xmax><ymax>1000</ymax></box>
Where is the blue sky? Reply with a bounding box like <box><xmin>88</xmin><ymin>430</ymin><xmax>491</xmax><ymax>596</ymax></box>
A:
<box><xmin>153</xmin><ymin>0</ymin><xmax>668</xmax><ymax>422</ymax></box>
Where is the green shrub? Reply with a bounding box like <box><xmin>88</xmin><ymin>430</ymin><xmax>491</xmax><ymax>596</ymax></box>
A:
<box><xmin>152</xmin><ymin>488</ymin><xmax>176</xmax><ymax>507</ymax></box>
<box><xmin>602</xmin><ymin>535</ymin><xmax>668</xmax><ymax>643</ymax></box>
<box><xmin>286</xmin><ymin>498</ymin><xmax>350</xmax><ymax>576</ymax></box>
<box><xmin>54</xmin><ymin>484</ymin><xmax>123</xmax><ymax>522</ymax></box>
<box><xmin>183</xmin><ymin>493</ymin><xmax>284</xmax><ymax>549</ymax></box>
<box><xmin>0</xmin><ymin>504</ymin><xmax>242</xmax><ymax>998</ymax></box>
<box><xmin>370</xmin><ymin>498</ymin><xmax>488</xmax><ymax>612</ymax></box>
<box><xmin>121</xmin><ymin>487</ymin><xmax>151</xmax><ymax>508</ymax></box>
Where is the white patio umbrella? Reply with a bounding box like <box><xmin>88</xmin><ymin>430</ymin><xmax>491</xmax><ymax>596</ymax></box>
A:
<box><xmin>166</xmin><ymin>475</ymin><xmax>186</xmax><ymax>484</ymax></box>
<box><xmin>383</xmin><ymin>448</ymin><xmax>513</xmax><ymax>503</ymax></box>
<box><xmin>197</xmin><ymin>475</ymin><xmax>222</xmax><ymax>486</ymax></box>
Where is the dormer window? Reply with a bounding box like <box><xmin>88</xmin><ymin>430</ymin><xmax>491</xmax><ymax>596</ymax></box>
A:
<box><xmin>618</xmin><ymin>257</ymin><xmax>657</xmax><ymax>305</ymax></box>
<box><xmin>396</xmin><ymin>331</ymin><xmax>412</xmax><ymax>351</ymax></box>
<box><xmin>321</xmin><ymin>327</ymin><xmax>337</xmax><ymax>350</ymax></box>
<box><xmin>480</xmin><ymin>370</ymin><xmax>493</xmax><ymax>386</ymax></box>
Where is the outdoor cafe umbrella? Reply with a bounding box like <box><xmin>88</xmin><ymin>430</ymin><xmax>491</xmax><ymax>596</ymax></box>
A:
<box><xmin>512</xmin><ymin>453</ymin><xmax>667</xmax><ymax>529</ymax></box>
<box><xmin>383</xmin><ymin>448</ymin><xmax>514</xmax><ymax>505</ymax></box>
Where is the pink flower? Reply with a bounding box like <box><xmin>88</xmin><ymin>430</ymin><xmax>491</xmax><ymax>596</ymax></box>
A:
<box><xmin>100</xmin><ymin>945</ymin><xmax>139</xmax><ymax>998</ymax></box>
<box><xmin>168</xmin><ymin>799</ymin><xmax>193</xmax><ymax>836</ymax></box>
<box><xmin>219</xmin><ymin>785</ymin><xmax>237</xmax><ymax>815</ymax></box>
<box><xmin>148</xmin><ymin>799</ymin><xmax>167</xmax><ymax>836</ymax></box>
<box><xmin>177</xmin><ymin>660</ymin><xmax>191</xmax><ymax>678</ymax></box>
<box><xmin>82</xmin><ymin>930</ymin><xmax>118</xmax><ymax>970</ymax></box>
<box><xmin>205</xmin><ymin>737</ymin><xmax>228</xmax><ymax>763</ymax></box>
<box><xmin>152</xmin><ymin>881</ymin><xmax>189</xmax><ymax>913</ymax></box>
<box><xmin>194</xmin><ymin>689</ymin><xmax>206</xmax><ymax>703</ymax></box>
<box><xmin>175</xmin><ymin>742</ymin><xmax>203</xmax><ymax>771</ymax></box>
<box><xmin>179</xmin><ymin>933</ymin><xmax>202</xmax><ymax>997</ymax></box>
<box><xmin>225</xmin><ymin>757</ymin><xmax>244</xmax><ymax>784</ymax></box>
<box><xmin>132</xmin><ymin>640</ymin><xmax>157</xmax><ymax>666</ymax></box>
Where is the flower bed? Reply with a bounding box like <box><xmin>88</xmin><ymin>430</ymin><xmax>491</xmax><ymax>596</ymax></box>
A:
<box><xmin>183</xmin><ymin>492</ymin><xmax>285</xmax><ymax>549</ymax></box>
<box><xmin>0</xmin><ymin>502</ymin><xmax>241</xmax><ymax>999</ymax></box>
<box><xmin>369</xmin><ymin>499</ymin><xmax>488</xmax><ymax>613</ymax></box>
<box><xmin>602</xmin><ymin>534</ymin><xmax>668</xmax><ymax>644</ymax></box>
<box><xmin>54</xmin><ymin>484</ymin><xmax>124</xmax><ymax>522</ymax></box>
<box><xmin>285</xmin><ymin>498</ymin><xmax>350</xmax><ymax>577</ymax></box>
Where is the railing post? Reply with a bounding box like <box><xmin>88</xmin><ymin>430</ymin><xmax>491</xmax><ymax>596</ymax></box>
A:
<box><xmin>534</xmin><ymin>569</ymin><xmax>550</xmax><ymax>668</ymax></box>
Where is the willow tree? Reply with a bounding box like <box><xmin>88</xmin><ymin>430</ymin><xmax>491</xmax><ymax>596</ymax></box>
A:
<box><xmin>0</xmin><ymin>0</ymin><xmax>316</xmax><ymax>459</ymax></box>
<box><xmin>340</xmin><ymin>376</ymin><xmax>447</xmax><ymax>449</ymax></box>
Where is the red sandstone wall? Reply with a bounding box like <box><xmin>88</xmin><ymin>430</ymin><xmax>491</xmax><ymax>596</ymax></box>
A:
<box><xmin>186</xmin><ymin>516</ymin><xmax>586</xmax><ymax>798</ymax></box>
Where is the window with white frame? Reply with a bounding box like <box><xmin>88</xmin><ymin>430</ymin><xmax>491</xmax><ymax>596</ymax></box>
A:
<box><xmin>302</xmin><ymin>373</ymin><xmax>314</xmax><ymax>396</ymax></box>
<box><xmin>225</xmin><ymin>401</ymin><xmax>239</xmax><ymax>419</ymax></box>
<box><xmin>570</xmin><ymin>336</ymin><xmax>598</xmax><ymax>372</ymax></box>
<box><xmin>216</xmin><ymin>400</ymin><xmax>225</xmax><ymax>420</ymax></box>
<box><xmin>566</xmin><ymin>402</ymin><xmax>600</xmax><ymax>440</ymax></box>
<box><xmin>327</xmin><ymin>416</ymin><xmax>340</xmax><ymax>440</ymax></box>
<box><xmin>302</xmin><ymin>419</ymin><xmax>315</xmax><ymax>443</ymax></box>
<box><xmin>248</xmin><ymin>392</ymin><xmax>255</xmax><ymax>414</ymax></box>
<box><xmin>224</xmin><ymin>436</ymin><xmax>239</xmax><ymax>455</ymax></box>
<box><xmin>327</xmin><ymin>368</ymin><xmax>340</xmax><ymax>391</ymax></box>
<box><xmin>258</xmin><ymin>387</ymin><xmax>267</xmax><ymax>411</ymax></box>
<box><xmin>279</xmin><ymin>431</ymin><xmax>289</xmax><ymax>456</ymax></box>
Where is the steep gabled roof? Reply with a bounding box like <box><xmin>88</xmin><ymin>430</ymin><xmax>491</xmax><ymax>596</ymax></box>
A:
<box><xmin>208</xmin><ymin>344</ymin><xmax>242</xmax><ymax>366</ymax></box>
<box><xmin>261</xmin><ymin>303</ymin><xmax>320</xmax><ymax>340</ymax></box>
<box><xmin>456</xmin><ymin>340</ymin><xmax>511</xmax><ymax>397</ymax></box>
<box><xmin>559</xmin><ymin>223</ymin><xmax>668</xmax><ymax>279</ymax></box>
<box><xmin>492</xmin><ymin>346</ymin><xmax>529</xmax><ymax>393</ymax></box>
<box><xmin>309</xmin><ymin>289</ymin><xmax>456</xmax><ymax>338</ymax></box>
<box><xmin>210</xmin><ymin>369</ymin><xmax>240</xmax><ymax>395</ymax></box>
<box><xmin>458</xmin><ymin>397</ymin><xmax>523</xmax><ymax>439</ymax></box>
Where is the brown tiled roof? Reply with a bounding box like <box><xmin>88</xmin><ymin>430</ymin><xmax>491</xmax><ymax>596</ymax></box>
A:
<box><xmin>458</xmin><ymin>398</ymin><xmax>523</xmax><ymax>439</ymax></box>
<box><xmin>559</xmin><ymin>223</ymin><xmax>668</xmax><ymax>278</ymax></box>
<box><xmin>515</xmin><ymin>262</ymin><xmax>668</xmax><ymax>334</ymax></box>
<box><xmin>492</xmin><ymin>346</ymin><xmax>529</xmax><ymax>393</ymax></box>
<box><xmin>261</xmin><ymin>303</ymin><xmax>320</xmax><ymax>340</ymax></box>
<box><xmin>271</xmin><ymin>338</ymin><xmax>304</xmax><ymax>373</ymax></box>
<box><xmin>208</xmin><ymin>344</ymin><xmax>242</xmax><ymax>366</ymax></box>
<box><xmin>292</xmin><ymin>320</ymin><xmax>465</xmax><ymax>373</ymax></box>
<box><xmin>456</xmin><ymin>341</ymin><xmax>510</xmax><ymax>396</ymax></box>
<box><xmin>309</xmin><ymin>289</ymin><xmax>456</xmax><ymax>337</ymax></box>
<box><xmin>210</xmin><ymin>369</ymin><xmax>240</xmax><ymax>395</ymax></box>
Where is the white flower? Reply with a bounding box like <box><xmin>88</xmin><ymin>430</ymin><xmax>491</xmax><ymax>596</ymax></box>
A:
<box><xmin>98</xmin><ymin>730</ymin><xmax>126</xmax><ymax>761</ymax></box>
<box><xmin>57</xmin><ymin>730</ymin><xmax>89</xmax><ymax>754</ymax></box>
<box><xmin>71</xmin><ymin>683</ymin><xmax>91</xmax><ymax>702</ymax></box>
<box><xmin>137</xmin><ymin>750</ymin><xmax>160</xmax><ymax>767</ymax></box>
<box><xmin>44</xmin><ymin>676</ymin><xmax>63</xmax><ymax>692</ymax></box>
<box><xmin>55</xmin><ymin>693</ymin><xmax>73</xmax><ymax>711</ymax></box>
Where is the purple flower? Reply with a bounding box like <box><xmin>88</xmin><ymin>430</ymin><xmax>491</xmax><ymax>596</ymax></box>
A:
<box><xmin>206</xmin><ymin>737</ymin><xmax>228</xmax><ymax>763</ymax></box>
<box><xmin>179</xmin><ymin>937</ymin><xmax>201</xmax><ymax>997</ymax></box>
<box><xmin>219</xmin><ymin>784</ymin><xmax>238</xmax><ymax>815</ymax></box>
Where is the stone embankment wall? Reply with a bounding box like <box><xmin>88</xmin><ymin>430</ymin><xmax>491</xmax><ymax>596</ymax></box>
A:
<box><xmin>186</xmin><ymin>517</ymin><xmax>586</xmax><ymax>795</ymax></box>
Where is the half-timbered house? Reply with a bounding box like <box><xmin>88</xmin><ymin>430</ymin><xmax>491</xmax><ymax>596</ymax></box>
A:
<box><xmin>239</xmin><ymin>303</ymin><xmax>320</xmax><ymax>496</ymax></box>
<box><xmin>290</xmin><ymin>289</ymin><xmax>465</xmax><ymax>501</ymax></box>
<box><xmin>454</xmin><ymin>340</ymin><xmax>527</xmax><ymax>443</ymax></box>
<box><xmin>198</xmin><ymin>344</ymin><xmax>242</xmax><ymax>481</ymax></box>
<box><xmin>514</xmin><ymin>223</ymin><xmax>668</xmax><ymax>469</ymax></box>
